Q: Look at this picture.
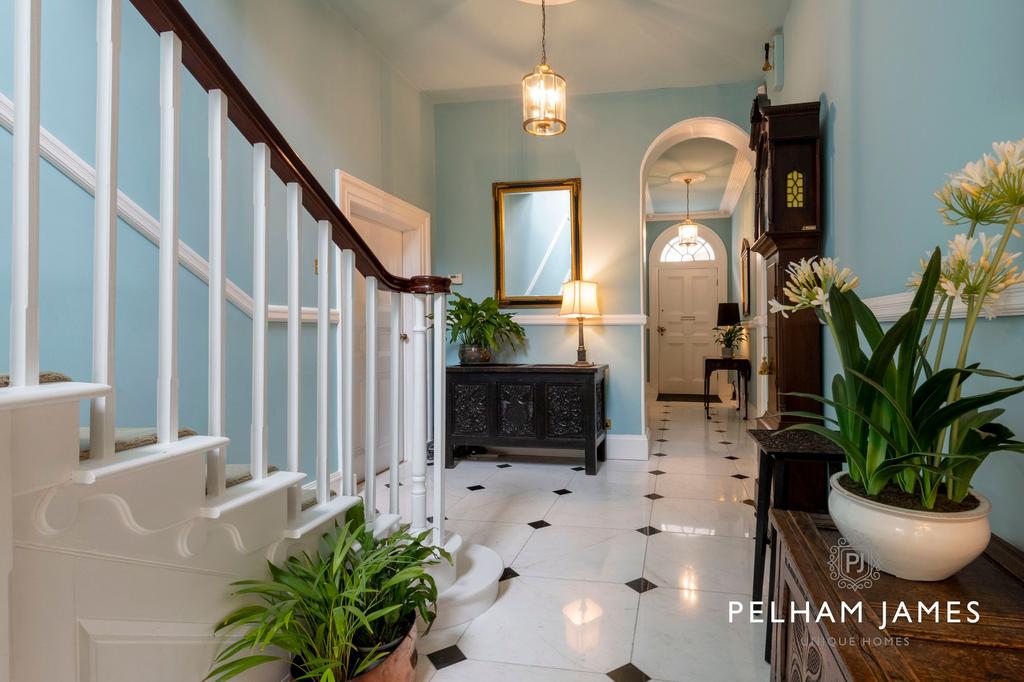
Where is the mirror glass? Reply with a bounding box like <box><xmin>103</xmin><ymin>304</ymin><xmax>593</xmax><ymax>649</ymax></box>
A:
<box><xmin>494</xmin><ymin>179</ymin><xmax>581</xmax><ymax>307</ymax></box>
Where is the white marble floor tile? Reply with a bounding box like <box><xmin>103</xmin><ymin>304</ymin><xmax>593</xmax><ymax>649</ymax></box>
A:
<box><xmin>569</xmin><ymin>469</ymin><xmax>656</xmax><ymax>496</ymax></box>
<box><xmin>484</xmin><ymin>463</ymin><xmax>577</xmax><ymax>491</ymax></box>
<box><xmin>431</xmin><ymin>659</ymin><xmax>608</xmax><ymax>681</ymax></box>
<box><xmin>417</xmin><ymin>622</ymin><xmax>470</xmax><ymax>655</ymax></box>
<box><xmin>650</xmin><ymin>498</ymin><xmax>756</xmax><ymax>538</ymax></box>
<box><xmin>458</xmin><ymin>576</ymin><xmax>639</xmax><ymax>673</ymax></box>
<box><xmin>650</xmin><ymin>454</ymin><xmax>740</xmax><ymax>476</ymax></box>
<box><xmin>445</xmin><ymin>487</ymin><xmax>558</xmax><ymax>524</ymax></box>
<box><xmin>632</xmin><ymin>588</ymin><xmax>769</xmax><ymax>682</ymax></box>
<box><xmin>545</xmin><ymin>491</ymin><xmax>654</xmax><ymax>530</ymax></box>
<box><xmin>654</xmin><ymin>473</ymin><xmax>750</xmax><ymax>502</ymax></box>
<box><xmin>512</xmin><ymin>525</ymin><xmax>647</xmax><ymax>583</ymax></box>
<box><xmin>443</xmin><ymin>519</ymin><xmax>535</xmax><ymax>566</ymax></box>
<box><xmin>643</xmin><ymin>533</ymin><xmax>755</xmax><ymax>595</ymax></box>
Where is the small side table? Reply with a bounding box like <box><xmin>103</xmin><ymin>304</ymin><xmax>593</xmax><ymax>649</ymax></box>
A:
<box><xmin>703</xmin><ymin>356</ymin><xmax>751</xmax><ymax>420</ymax></box>
<box><xmin>748</xmin><ymin>428</ymin><xmax>845</xmax><ymax>662</ymax></box>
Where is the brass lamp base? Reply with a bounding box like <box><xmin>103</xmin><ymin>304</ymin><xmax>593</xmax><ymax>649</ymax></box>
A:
<box><xmin>574</xmin><ymin>317</ymin><xmax>594</xmax><ymax>366</ymax></box>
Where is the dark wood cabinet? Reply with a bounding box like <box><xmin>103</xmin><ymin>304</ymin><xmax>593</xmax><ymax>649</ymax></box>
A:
<box><xmin>770</xmin><ymin>512</ymin><xmax>1024</xmax><ymax>681</ymax></box>
<box><xmin>750</xmin><ymin>96</ymin><xmax>823</xmax><ymax>429</ymax></box>
<box><xmin>445</xmin><ymin>364</ymin><xmax>607</xmax><ymax>474</ymax></box>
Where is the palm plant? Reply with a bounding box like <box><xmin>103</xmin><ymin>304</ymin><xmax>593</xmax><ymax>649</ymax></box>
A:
<box><xmin>713</xmin><ymin>324</ymin><xmax>746</xmax><ymax>351</ymax></box>
<box><xmin>446</xmin><ymin>292</ymin><xmax>526</xmax><ymax>351</ymax></box>
<box><xmin>770</xmin><ymin>137</ymin><xmax>1024</xmax><ymax>510</ymax></box>
<box><xmin>206</xmin><ymin>509</ymin><xmax>449</xmax><ymax>682</ymax></box>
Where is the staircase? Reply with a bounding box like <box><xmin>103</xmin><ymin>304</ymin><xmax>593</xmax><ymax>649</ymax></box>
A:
<box><xmin>0</xmin><ymin>1</ymin><xmax>501</xmax><ymax>680</ymax></box>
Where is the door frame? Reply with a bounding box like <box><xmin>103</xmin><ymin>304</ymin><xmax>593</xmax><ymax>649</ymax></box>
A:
<box><xmin>334</xmin><ymin>171</ymin><xmax>431</xmax><ymax>475</ymax></box>
<box><xmin>648</xmin><ymin>223</ymin><xmax>728</xmax><ymax>397</ymax></box>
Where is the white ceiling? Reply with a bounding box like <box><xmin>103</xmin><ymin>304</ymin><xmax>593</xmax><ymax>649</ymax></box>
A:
<box><xmin>647</xmin><ymin>138</ymin><xmax>737</xmax><ymax>214</ymax></box>
<box><xmin>331</xmin><ymin>0</ymin><xmax>791</xmax><ymax>99</ymax></box>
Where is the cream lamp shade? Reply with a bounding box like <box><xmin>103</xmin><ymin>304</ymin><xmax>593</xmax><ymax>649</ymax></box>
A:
<box><xmin>560</xmin><ymin>280</ymin><xmax>600</xmax><ymax>318</ymax></box>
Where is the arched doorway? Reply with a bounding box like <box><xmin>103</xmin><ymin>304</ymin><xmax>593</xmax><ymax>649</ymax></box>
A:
<box><xmin>649</xmin><ymin>223</ymin><xmax>727</xmax><ymax>396</ymax></box>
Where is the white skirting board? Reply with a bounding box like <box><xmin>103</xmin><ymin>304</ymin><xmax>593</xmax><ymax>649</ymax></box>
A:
<box><xmin>605</xmin><ymin>429</ymin><xmax>650</xmax><ymax>460</ymax></box>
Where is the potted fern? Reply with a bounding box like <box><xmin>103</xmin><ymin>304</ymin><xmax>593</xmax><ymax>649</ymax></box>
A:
<box><xmin>770</xmin><ymin>138</ymin><xmax>1024</xmax><ymax>581</ymax></box>
<box><xmin>206</xmin><ymin>509</ymin><xmax>449</xmax><ymax>682</ymax></box>
<box><xmin>446</xmin><ymin>292</ymin><xmax>527</xmax><ymax>364</ymax></box>
<box><xmin>713</xmin><ymin>324</ymin><xmax>746</xmax><ymax>358</ymax></box>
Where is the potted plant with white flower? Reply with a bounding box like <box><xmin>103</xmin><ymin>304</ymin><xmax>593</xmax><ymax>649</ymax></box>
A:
<box><xmin>770</xmin><ymin>138</ymin><xmax>1024</xmax><ymax>581</ymax></box>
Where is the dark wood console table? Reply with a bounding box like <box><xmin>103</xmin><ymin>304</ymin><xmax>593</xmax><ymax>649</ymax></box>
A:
<box><xmin>445</xmin><ymin>364</ymin><xmax>607</xmax><ymax>475</ymax></box>
<box><xmin>703</xmin><ymin>356</ymin><xmax>751</xmax><ymax>419</ymax></box>
<box><xmin>770</xmin><ymin>511</ymin><xmax>1024</xmax><ymax>681</ymax></box>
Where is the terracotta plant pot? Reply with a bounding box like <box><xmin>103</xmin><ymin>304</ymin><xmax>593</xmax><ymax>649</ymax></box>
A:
<box><xmin>290</xmin><ymin>627</ymin><xmax>418</xmax><ymax>682</ymax></box>
<box><xmin>828</xmin><ymin>472</ymin><xmax>991</xmax><ymax>581</ymax></box>
<box><xmin>458</xmin><ymin>344</ymin><xmax>492</xmax><ymax>364</ymax></box>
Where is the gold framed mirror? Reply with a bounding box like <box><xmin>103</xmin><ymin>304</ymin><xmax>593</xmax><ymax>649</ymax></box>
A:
<box><xmin>493</xmin><ymin>178</ymin><xmax>582</xmax><ymax>307</ymax></box>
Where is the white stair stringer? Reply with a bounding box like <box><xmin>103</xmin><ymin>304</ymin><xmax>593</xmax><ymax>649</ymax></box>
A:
<box><xmin>429</xmin><ymin>534</ymin><xmax>503</xmax><ymax>630</ymax></box>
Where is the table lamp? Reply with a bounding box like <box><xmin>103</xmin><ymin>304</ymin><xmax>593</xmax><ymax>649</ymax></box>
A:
<box><xmin>716</xmin><ymin>302</ymin><xmax>741</xmax><ymax>328</ymax></box>
<box><xmin>560</xmin><ymin>280</ymin><xmax>600</xmax><ymax>366</ymax></box>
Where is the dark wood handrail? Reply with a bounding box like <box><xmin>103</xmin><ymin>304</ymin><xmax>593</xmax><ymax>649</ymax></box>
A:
<box><xmin>128</xmin><ymin>0</ymin><xmax>450</xmax><ymax>295</ymax></box>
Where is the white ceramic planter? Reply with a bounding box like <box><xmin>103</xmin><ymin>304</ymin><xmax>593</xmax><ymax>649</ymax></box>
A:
<box><xmin>828</xmin><ymin>472</ymin><xmax>991</xmax><ymax>581</ymax></box>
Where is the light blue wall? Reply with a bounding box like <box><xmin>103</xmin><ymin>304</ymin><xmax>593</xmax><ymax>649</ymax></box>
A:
<box><xmin>778</xmin><ymin>0</ymin><xmax>1024</xmax><ymax>548</ymax></box>
<box><xmin>433</xmin><ymin>83</ymin><xmax>757</xmax><ymax>435</ymax></box>
<box><xmin>0</xmin><ymin>0</ymin><xmax>435</xmax><ymax>478</ymax></box>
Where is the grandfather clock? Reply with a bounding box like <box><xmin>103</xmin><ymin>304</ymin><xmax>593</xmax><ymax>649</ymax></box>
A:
<box><xmin>750</xmin><ymin>95</ymin><xmax>822</xmax><ymax>430</ymax></box>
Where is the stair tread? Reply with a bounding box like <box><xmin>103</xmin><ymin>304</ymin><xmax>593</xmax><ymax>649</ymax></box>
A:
<box><xmin>79</xmin><ymin>426</ymin><xmax>198</xmax><ymax>460</ymax></box>
<box><xmin>0</xmin><ymin>381</ymin><xmax>109</xmax><ymax>410</ymax></box>
<box><xmin>283</xmin><ymin>494</ymin><xmax>361</xmax><ymax>539</ymax></box>
<box><xmin>200</xmin><ymin>470</ymin><xmax>307</xmax><ymax>519</ymax></box>
<box><xmin>72</xmin><ymin>434</ymin><xmax>229</xmax><ymax>484</ymax></box>
<box><xmin>300</xmin><ymin>486</ymin><xmax>337</xmax><ymax>511</ymax></box>
<box><xmin>225</xmin><ymin>462</ymin><xmax>280</xmax><ymax>489</ymax></box>
<box><xmin>0</xmin><ymin>371</ymin><xmax>72</xmax><ymax>388</ymax></box>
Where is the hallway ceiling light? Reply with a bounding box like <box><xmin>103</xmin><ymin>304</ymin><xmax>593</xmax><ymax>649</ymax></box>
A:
<box><xmin>522</xmin><ymin>0</ymin><xmax>567</xmax><ymax>136</ymax></box>
<box><xmin>671</xmin><ymin>171</ymin><xmax>706</xmax><ymax>245</ymax></box>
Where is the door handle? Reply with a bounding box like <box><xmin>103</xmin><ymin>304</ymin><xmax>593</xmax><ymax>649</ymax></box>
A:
<box><xmin>657</xmin><ymin>326</ymin><xmax>666</xmax><ymax>336</ymax></box>
<box><xmin>400</xmin><ymin>333</ymin><xmax>409</xmax><ymax>342</ymax></box>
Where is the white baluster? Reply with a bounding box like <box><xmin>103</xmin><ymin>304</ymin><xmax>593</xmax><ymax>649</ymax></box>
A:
<box><xmin>410</xmin><ymin>294</ymin><xmax>428</xmax><ymax>534</ymax></box>
<box><xmin>389</xmin><ymin>292</ymin><xmax>402</xmax><ymax>515</ymax></box>
<box><xmin>89</xmin><ymin>0</ymin><xmax>120</xmax><ymax>459</ymax></box>
<box><xmin>251</xmin><ymin>143</ymin><xmax>270</xmax><ymax>481</ymax></box>
<box><xmin>206</xmin><ymin>89</ymin><xmax>228</xmax><ymax>497</ymax></box>
<box><xmin>286</xmin><ymin>183</ymin><xmax>302</xmax><ymax>516</ymax></box>
<box><xmin>340</xmin><ymin>249</ymin><xmax>355</xmax><ymax>495</ymax></box>
<box><xmin>364</xmin><ymin>277</ymin><xmax>378</xmax><ymax>525</ymax></box>
<box><xmin>316</xmin><ymin>222</ymin><xmax>331</xmax><ymax>506</ymax></box>
<box><xmin>10</xmin><ymin>0</ymin><xmax>41</xmax><ymax>387</ymax></box>
<box><xmin>157</xmin><ymin>32</ymin><xmax>181</xmax><ymax>444</ymax></box>
<box><xmin>431</xmin><ymin>293</ymin><xmax>448</xmax><ymax>545</ymax></box>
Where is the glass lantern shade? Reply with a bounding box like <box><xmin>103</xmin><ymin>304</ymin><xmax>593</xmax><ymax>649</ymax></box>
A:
<box><xmin>522</xmin><ymin>63</ymin><xmax>567</xmax><ymax>136</ymax></box>
<box><xmin>678</xmin><ymin>221</ymin><xmax>699</xmax><ymax>245</ymax></box>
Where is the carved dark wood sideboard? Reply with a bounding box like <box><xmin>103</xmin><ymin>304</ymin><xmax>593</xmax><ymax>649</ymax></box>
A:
<box><xmin>769</xmin><ymin>511</ymin><xmax>1024</xmax><ymax>681</ymax></box>
<box><xmin>445</xmin><ymin>364</ymin><xmax>607</xmax><ymax>475</ymax></box>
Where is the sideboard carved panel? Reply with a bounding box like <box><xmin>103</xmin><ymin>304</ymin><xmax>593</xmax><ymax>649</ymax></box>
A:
<box><xmin>499</xmin><ymin>384</ymin><xmax>536</xmax><ymax>437</ymax></box>
<box><xmin>546</xmin><ymin>384</ymin><xmax>584</xmax><ymax>438</ymax></box>
<box><xmin>451</xmin><ymin>384</ymin><xmax>488</xmax><ymax>436</ymax></box>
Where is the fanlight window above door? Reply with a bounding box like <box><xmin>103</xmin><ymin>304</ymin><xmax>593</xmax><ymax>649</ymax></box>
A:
<box><xmin>660</xmin><ymin>235</ymin><xmax>715</xmax><ymax>263</ymax></box>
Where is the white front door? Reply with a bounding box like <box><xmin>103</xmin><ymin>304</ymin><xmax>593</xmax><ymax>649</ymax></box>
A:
<box><xmin>350</xmin><ymin>215</ymin><xmax>403</xmax><ymax>481</ymax></box>
<box><xmin>657</xmin><ymin>266</ymin><xmax>719</xmax><ymax>395</ymax></box>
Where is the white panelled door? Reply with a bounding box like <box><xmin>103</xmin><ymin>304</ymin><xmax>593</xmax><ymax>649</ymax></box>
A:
<box><xmin>351</xmin><ymin>215</ymin><xmax>402</xmax><ymax>480</ymax></box>
<box><xmin>657</xmin><ymin>266</ymin><xmax>718</xmax><ymax>395</ymax></box>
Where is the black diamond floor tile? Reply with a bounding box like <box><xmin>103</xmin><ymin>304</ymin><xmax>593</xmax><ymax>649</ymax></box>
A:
<box><xmin>496</xmin><ymin>463</ymin><xmax>512</xmax><ymax>468</ymax></box>
<box><xmin>732</xmin><ymin>473</ymin><xmax>750</xmax><ymax>480</ymax></box>
<box><xmin>528</xmin><ymin>519</ymin><xmax>551</xmax><ymax>529</ymax></box>
<box><xmin>553</xmin><ymin>488</ymin><xmax>573</xmax><ymax>495</ymax></box>
<box><xmin>719</xmin><ymin>441</ymin><xmax>734</xmax><ymax>445</ymax></box>
<box><xmin>466</xmin><ymin>484</ymin><xmax>485</xmax><ymax>491</ymax></box>
<box><xmin>742</xmin><ymin>498</ymin><xmax>755</xmax><ymax>506</ymax></box>
<box><xmin>649</xmin><ymin>469</ymin><xmax>666</xmax><ymax>475</ymax></box>
<box><xmin>427</xmin><ymin>645</ymin><xmax>466</xmax><ymax>670</ymax></box>
<box><xmin>571</xmin><ymin>466</ymin><xmax>586</xmax><ymax>471</ymax></box>
<box><xmin>606</xmin><ymin>662</ymin><xmax>652</xmax><ymax>682</ymax></box>
<box><xmin>624</xmin><ymin>577</ymin><xmax>658</xmax><ymax>594</ymax></box>
<box><xmin>656</xmin><ymin>439</ymin><xmax>667</xmax><ymax>443</ymax></box>
<box><xmin>651</xmin><ymin>452</ymin><xmax>666</xmax><ymax>457</ymax></box>
<box><xmin>500</xmin><ymin>567</ymin><xmax>519</xmax><ymax>581</ymax></box>
<box><xmin>635</xmin><ymin>525</ymin><xmax>661</xmax><ymax>536</ymax></box>
<box><xmin>644</xmin><ymin>493</ymin><xmax>664</xmax><ymax>500</ymax></box>
<box><xmin>724</xmin><ymin>455</ymin><xmax>739</xmax><ymax>460</ymax></box>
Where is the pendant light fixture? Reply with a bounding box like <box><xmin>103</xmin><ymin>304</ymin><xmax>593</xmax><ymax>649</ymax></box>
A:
<box><xmin>522</xmin><ymin>0</ymin><xmax>567</xmax><ymax>136</ymax></box>
<box><xmin>671</xmin><ymin>171</ymin><xmax>705</xmax><ymax>245</ymax></box>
